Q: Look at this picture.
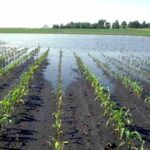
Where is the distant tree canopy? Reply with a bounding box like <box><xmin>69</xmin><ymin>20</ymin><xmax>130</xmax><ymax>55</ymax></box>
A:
<box><xmin>128</xmin><ymin>21</ymin><xmax>141</xmax><ymax>28</ymax></box>
<box><xmin>112</xmin><ymin>20</ymin><xmax>120</xmax><ymax>29</ymax></box>
<box><xmin>53</xmin><ymin>19</ymin><xmax>150</xmax><ymax>29</ymax></box>
<box><xmin>121</xmin><ymin>21</ymin><xmax>127</xmax><ymax>28</ymax></box>
<box><xmin>97</xmin><ymin>19</ymin><xmax>106</xmax><ymax>29</ymax></box>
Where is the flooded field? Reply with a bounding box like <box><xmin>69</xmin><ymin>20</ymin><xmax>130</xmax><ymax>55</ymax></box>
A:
<box><xmin>0</xmin><ymin>34</ymin><xmax>150</xmax><ymax>150</ymax></box>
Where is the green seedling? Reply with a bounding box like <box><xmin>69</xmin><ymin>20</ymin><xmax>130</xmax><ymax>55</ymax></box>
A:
<box><xmin>74</xmin><ymin>53</ymin><xmax>145</xmax><ymax>150</ymax></box>
<box><xmin>0</xmin><ymin>49</ymin><xmax>49</xmax><ymax>132</ymax></box>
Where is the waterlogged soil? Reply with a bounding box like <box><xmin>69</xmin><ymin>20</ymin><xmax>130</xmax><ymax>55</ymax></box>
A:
<box><xmin>62</xmin><ymin>76</ymin><xmax>124</xmax><ymax>150</ymax></box>
<box><xmin>98</xmin><ymin>72</ymin><xmax>150</xmax><ymax>149</ymax></box>
<box><xmin>0</xmin><ymin>54</ymin><xmax>150</xmax><ymax>150</ymax></box>
<box><xmin>0</xmin><ymin>61</ymin><xmax>57</xmax><ymax>150</ymax></box>
<box><xmin>112</xmin><ymin>80</ymin><xmax>150</xmax><ymax>148</ymax></box>
<box><xmin>0</xmin><ymin>62</ymin><xmax>129</xmax><ymax>150</ymax></box>
<box><xmin>0</xmin><ymin>58</ymin><xmax>34</xmax><ymax>100</ymax></box>
<box><xmin>89</xmin><ymin>56</ymin><xmax>150</xmax><ymax>149</ymax></box>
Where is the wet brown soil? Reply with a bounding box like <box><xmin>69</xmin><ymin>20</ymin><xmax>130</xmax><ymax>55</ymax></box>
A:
<box><xmin>0</xmin><ymin>58</ymin><xmax>34</xmax><ymax>100</ymax></box>
<box><xmin>0</xmin><ymin>62</ymin><xmax>56</xmax><ymax>150</ymax></box>
<box><xmin>0</xmin><ymin>59</ymin><xmax>150</xmax><ymax>150</ymax></box>
<box><xmin>97</xmin><ymin>72</ymin><xmax>150</xmax><ymax>149</ymax></box>
<box><xmin>62</xmin><ymin>77</ymin><xmax>122</xmax><ymax>150</ymax></box>
<box><xmin>0</xmin><ymin>66</ymin><xmax>146</xmax><ymax>149</ymax></box>
<box><xmin>90</xmin><ymin>57</ymin><xmax>150</xmax><ymax>149</ymax></box>
<box><xmin>112</xmin><ymin>79</ymin><xmax>150</xmax><ymax>149</ymax></box>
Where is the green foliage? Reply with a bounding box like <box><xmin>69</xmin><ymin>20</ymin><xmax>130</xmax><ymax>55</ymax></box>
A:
<box><xmin>0</xmin><ymin>28</ymin><xmax>150</xmax><ymax>36</ymax></box>
<box><xmin>112</xmin><ymin>20</ymin><xmax>120</xmax><ymax>29</ymax></box>
<box><xmin>105</xmin><ymin>22</ymin><xmax>111</xmax><ymax>29</ymax></box>
<box><xmin>0</xmin><ymin>47</ymin><xmax>40</xmax><ymax>77</ymax></box>
<box><xmin>121</xmin><ymin>21</ymin><xmax>127</xmax><ymax>29</ymax></box>
<box><xmin>51</xmin><ymin>51</ymin><xmax>68</xmax><ymax>150</ymax></box>
<box><xmin>128</xmin><ymin>21</ymin><xmax>141</xmax><ymax>28</ymax></box>
<box><xmin>97</xmin><ymin>19</ymin><xmax>106</xmax><ymax>29</ymax></box>
<box><xmin>89</xmin><ymin>54</ymin><xmax>143</xmax><ymax>97</ymax></box>
<box><xmin>0</xmin><ymin>49</ymin><xmax>49</xmax><ymax>130</ymax></box>
<box><xmin>121</xmin><ymin>76</ymin><xmax>143</xmax><ymax>97</ymax></box>
<box><xmin>144</xmin><ymin>96</ymin><xmax>150</xmax><ymax>104</ymax></box>
<box><xmin>0</xmin><ymin>56</ymin><xmax>5</xmax><ymax>67</ymax></box>
<box><xmin>74</xmin><ymin>53</ymin><xmax>145</xmax><ymax>149</ymax></box>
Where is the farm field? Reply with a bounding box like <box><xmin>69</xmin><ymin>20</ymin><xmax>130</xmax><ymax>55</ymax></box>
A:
<box><xmin>0</xmin><ymin>34</ymin><xmax>150</xmax><ymax>150</ymax></box>
<box><xmin>0</xmin><ymin>28</ymin><xmax>150</xmax><ymax>36</ymax></box>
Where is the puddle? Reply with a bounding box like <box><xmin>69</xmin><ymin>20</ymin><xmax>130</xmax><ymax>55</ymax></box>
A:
<box><xmin>43</xmin><ymin>48</ymin><xmax>59</xmax><ymax>89</ymax></box>
<box><xmin>77</xmin><ymin>50</ymin><xmax>116</xmax><ymax>93</ymax></box>
<box><xmin>61</xmin><ymin>50</ymin><xmax>79</xmax><ymax>91</ymax></box>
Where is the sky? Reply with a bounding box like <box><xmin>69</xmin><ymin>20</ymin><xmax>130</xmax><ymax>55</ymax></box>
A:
<box><xmin>0</xmin><ymin>0</ymin><xmax>149</xmax><ymax>28</ymax></box>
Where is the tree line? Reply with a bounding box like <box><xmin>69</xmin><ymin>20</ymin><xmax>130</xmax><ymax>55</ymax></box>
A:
<box><xmin>53</xmin><ymin>20</ymin><xmax>150</xmax><ymax>29</ymax></box>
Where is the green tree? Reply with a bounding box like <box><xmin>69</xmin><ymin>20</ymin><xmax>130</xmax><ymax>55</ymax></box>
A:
<box><xmin>128</xmin><ymin>21</ymin><xmax>141</xmax><ymax>28</ymax></box>
<box><xmin>91</xmin><ymin>23</ymin><xmax>97</xmax><ymax>29</ymax></box>
<box><xmin>121</xmin><ymin>21</ymin><xmax>127</xmax><ymax>28</ymax></box>
<box><xmin>141</xmin><ymin>21</ymin><xmax>148</xmax><ymax>28</ymax></box>
<box><xmin>112</xmin><ymin>20</ymin><xmax>120</xmax><ymax>29</ymax></box>
<box><xmin>69</xmin><ymin>22</ymin><xmax>75</xmax><ymax>28</ymax></box>
<box><xmin>105</xmin><ymin>22</ymin><xmax>111</xmax><ymax>29</ymax></box>
<box><xmin>97</xmin><ymin>19</ymin><xmax>106</xmax><ymax>29</ymax></box>
<box><xmin>60</xmin><ymin>24</ymin><xmax>64</xmax><ymax>28</ymax></box>
<box><xmin>53</xmin><ymin>24</ymin><xmax>59</xmax><ymax>29</ymax></box>
<box><xmin>128</xmin><ymin>22</ymin><xmax>132</xmax><ymax>28</ymax></box>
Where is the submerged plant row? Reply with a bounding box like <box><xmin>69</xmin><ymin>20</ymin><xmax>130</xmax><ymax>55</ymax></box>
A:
<box><xmin>0</xmin><ymin>46</ymin><xmax>150</xmax><ymax>150</ymax></box>
<box><xmin>104</xmin><ymin>54</ymin><xmax>150</xmax><ymax>83</ymax></box>
<box><xmin>90</xmin><ymin>53</ymin><xmax>150</xmax><ymax>108</ymax></box>
<box><xmin>0</xmin><ymin>47</ymin><xmax>40</xmax><ymax>76</ymax></box>
<box><xmin>0</xmin><ymin>47</ymin><xmax>28</xmax><ymax>68</ymax></box>
<box><xmin>89</xmin><ymin>54</ymin><xmax>143</xmax><ymax>97</ymax></box>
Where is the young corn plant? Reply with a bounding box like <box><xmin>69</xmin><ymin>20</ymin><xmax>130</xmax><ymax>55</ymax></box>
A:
<box><xmin>0</xmin><ymin>47</ymin><xmax>40</xmax><ymax>77</ymax></box>
<box><xmin>1</xmin><ymin>47</ymin><xmax>28</xmax><ymax>68</ymax></box>
<box><xmin>0</xmin><ymin>49</ymin><xmax>49</xmax><ymax>134</ymax></box>
<box><xmin>0</xmin><ymin>56</ymin><xmax>5</xmax><ymax>68</ymax></box>
<box><xmin>51</xmin><ymin>51</ymin><xmax>68</xmax><ymax>150</ymax></box>
<box><xmin>121</xmin><ymin>76</ymin><xmax>143</xmax><ymax>97</ymax></box>
<box><xmin>74</xmin><ymin>53</ymin><xmax>145</xmax><ymax>150</ymax></box>
<box><xmin>89</xmin><ymin>54</ymin><xmax>143</xmax><ymax>97</ymax></box>
<box><xmin>144</xmin><ymin>96</ymin><xmax>150</xmax><ymax>104</ymax></box>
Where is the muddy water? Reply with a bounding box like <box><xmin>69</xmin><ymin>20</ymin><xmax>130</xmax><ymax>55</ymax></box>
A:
<box><xmin>0</xmin><ymin>34</ymin><xmax>150</xmax><ymax>52</ymax></box>
<box><xmin>0</xmin><ymin>34</ymin><xmax>150</xmax><ymax>90</ymax></box>
<box><xmin>43</xmin><ymin>49</ymin><xmax>80</xmax><ymax>90</ymax></box>
<box><xmin>78</xmin><ymin>51</ymin><xmax>116</xmax><ymax>93</ymax></box>
<box><xmin>61</xmin><ymin>49</ymin><xmax>79</xmax><ymax>90</ymax></box>
<box><xmin>43</xmin><ymin>49</ymin><xmax>59</xmax><ymax>89</ymax></box>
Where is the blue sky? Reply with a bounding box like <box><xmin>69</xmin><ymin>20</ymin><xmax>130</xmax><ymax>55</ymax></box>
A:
<box><xmin>0</xmin><ymin>0</ymin><xmax>149</xmax><ymax>27</ymax></box>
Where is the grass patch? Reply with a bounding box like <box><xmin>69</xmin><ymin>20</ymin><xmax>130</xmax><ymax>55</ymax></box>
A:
<box><xmin>0</xmin><ymin>28</ymin><xmax>150</xmax><ymax>36</ymax></box>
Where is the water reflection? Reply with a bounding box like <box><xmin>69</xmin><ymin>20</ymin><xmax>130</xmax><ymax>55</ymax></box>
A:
<box><xmin>0</xmin><ymin>34</ymin><xmax>150</xmax><ymax>52</ymax></box>
<box><xmin>0</xmin><ymin>34</ymin><xmax>150</xmax><ymax>90</ymax></box>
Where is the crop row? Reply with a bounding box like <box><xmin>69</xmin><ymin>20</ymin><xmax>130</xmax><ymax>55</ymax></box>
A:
<box><xmin>89</xmin><ymin>54</ymin><xmax>143</xmax><ymax>97</ymax></box>
<box><xmin>120</xmin><ymin>55</ymin><xmax>150</xmax><ymax>77</ymax></box>
<box><xmin>105</xmin><ymin>54</ymin><xmax>150</xmax><ymax>82</ymax></box>
<box><xmin>117</xmin><ymin>53</ymin><xmax>150</xmax><ymax>72</ymax></box>
<box><xmin>0</xmin><ymin>47</ymin><xmax>40</xmax><ymax>77</ymax></box>
<box><xmin>52</xmin><ymin>51</ymin><xmax>68</xmax><ymax>150</ymax></box>
<box><xmin>0</xmin><ymin>47</ymin><xmax>25</xmax><ymax>57</ymax></box>
<box><xmin>91</xmin><ymin>53</ymin><xmax>150</xmax><ymax>109</ymax></box>
<box><xmin>75</xmin><ymin>53</ymin><xmax>145</xmax><ymax>150</ymax></box>
<box><xmin>101</xmin><ymin>54</ymin><xmax>150</xmax><ymax>104</ymax></box>
<box><xmin>0</xmin><ymin>47</ymin><xmax>28</xmax><ymax>67</ymax></box>
<box><xmin>0</xmin><ymin>49</ymin><xmax>49</xmax><ymax>134</ymax></box>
